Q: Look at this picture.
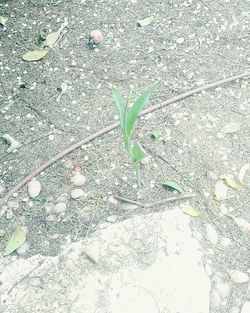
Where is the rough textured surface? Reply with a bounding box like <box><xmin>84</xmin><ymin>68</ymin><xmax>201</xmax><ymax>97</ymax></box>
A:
<box><xmin>0</xmin><ymin>209</ymin><xmax>210</xmax><ymax>313</ymax></box>
<box><xmin>0</xmin><ymin>0</ymin><xmax>249</xmax><ymax>312</ymax></box>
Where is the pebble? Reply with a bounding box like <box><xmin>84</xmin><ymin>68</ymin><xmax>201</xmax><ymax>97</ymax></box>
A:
<box><xmin>53</xmin><ymin>202</ymin><xmax>67</xmax><ymax>214</ymax></box>
<box><xmin>16</xmin><ymin>242</ymin><xmax>29</xmax><ymax>256</ymax></box>
<box><xmin>71</xmin><ymin>189</ymin><xmax>86</xmax><ymax>199</ymax></box>
<box><xmin>90</xmin><ymin>29</ymin><xmax>103</xmax><ymax>44</ymax></box>
<box><xmin>241</xmin><ymin>302</ymin><xmax>250</xmax><ymax>313</ymax></box>
<box><xmin>0</xmin><ymin>229</ymin><xmax>5</xmax><ymax>237</ymax></box>
<box><xmin>46</xmin><ymin>214</ymin><xmax>58</xmax><ymax>222</ymax></box>
<box><xmin>70</xmin><ymin>174</ymin><xmax>86</xmax><ymax>186</ymax></box>
<box><xmin>28</xmin><ymin>180</ymin><xmax>41</xmax><ymax>198</ymax></box>
<box><xmin>229</xmin><ymin>270</ymin><xmax>249</xmax><ymax>283</ymax></box>
<box><xmin>85</xmin><ymin>241</ymin><xmax>99</xmax><ymax>264</ymax></box>
<box><xmin>108</xmin><ymin>196</ymin><xmax>118</xmax><ymax>205</ymax></box>
<box><xmin>176</xmin><ymin>37</ymin><xmax>185</xmax><ymax>44</ymax></box>
<box><xmin>215</xmin><ymin>282</ymin><xmax>230</xmax><ymax>298</ymax></box>
<box><xmin>206</xmin><ymin>224</ymin><xmax>218</xmax><ymax>245</ymax></box>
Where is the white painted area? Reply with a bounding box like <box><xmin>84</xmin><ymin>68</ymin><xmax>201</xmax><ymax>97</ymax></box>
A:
<box><xmin>0</xmin><ymin>209</ymin><xmax>210</xmax><ymax>313</ymax></box>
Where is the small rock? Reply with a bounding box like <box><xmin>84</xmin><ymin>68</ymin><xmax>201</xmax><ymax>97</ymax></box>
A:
<box><xmin>241</xmin><ymin>302</ymin><xmax>250</xmax><ymax>313</ymax></box>
<box><xmin>206</xmin><ymin>224</ymin><xmax>218</xmax><ymax>245</ymax></box>
<box><xmin>85</xmin><ymin>241</ymin><xmax>99</xmax><ymax>264</ymax></box>
<box><xmin>229</xmin><ymin>270</ymin><xmax>249</xmax><ymax>283</ymax></box>
<box><xmin>0</xmin><ymin>229</ymin><xmax>5</xmax><ymax>237</ymax></box>
<box><xmin>71</xmin><ymin>188</ymin><xmax>86</xmax><ymax>199</ymax></box>
<box><xmin>90</xmin><ymin>30</ymin><xmax>103</xmax><ymax>44</ymax></box>
<box><xmin>108</xmin><ymin>196</ymin><xmax>118</xmax><ymax>205</ymax></box>
<box><xmin>28</xmin><ymin>179</ymin><xmax>41</xmax><ymax>198</ymax></box>
<box><xmin>7</xmin><ymin>200</ymin><xmax>19</xmax><ymax>210</ymax></box>
<box><xmin>46</xmin><ymin>214</ymin><xmax>58</xmax><ymax>222</ymax></box>
<box><xmin>207</xmin><ymin>170</ymin><xmax>218</xmax><ymax>180</ymax></box>
<box><xmin>53</xmin><ymin>202</ymin><xmax>67</xmax><ymax>214</ymax></box>
<box><xmin>70</xmin><ymin>174</ymin><xmax>86</xmax><ymax>186</ymax></box>
<box><xmin>16</xmin><ymin>242</ymin><xmax>29</xmax><ymax>256</ymax></box>
<box><xmin>176</xmin><ymin>37</ymin><xmax>185</xmax><ymax>44</ymax></box>
<box><xmin>215</xmin><ymin>282</ymin><xmax>230</xmax><ymax>298</ymax></box>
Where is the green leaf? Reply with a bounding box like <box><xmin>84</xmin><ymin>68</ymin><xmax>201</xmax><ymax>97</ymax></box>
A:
<box><xmin>4</xmin><ymin>227</ymin><xmax>26</xmax><ymax>256</ymax></box>
<box><xmin>112</xmin><ymin>87</ymin><xmax>126</xmax><ymax>130</ymax></box>
<box><xmin>162</xmin><ymin>180</ymin><xmax>183</xmax><ymax>193</ymax></box>
<box><xmin>132</xmin><ymin>142</ymin><xmax>146</xmax><ymax>163</ymax></box>
<box><xmin>22</xmin><ymin>49</ymin><xmax>48</xmax><ymax>61</ymax></box>
<box><xmin>126</xmin><ymin>81</ymin><xmax>159</xmax><ymax>136</ymax></box>
<box><xmin>138</xmin><ymin>16</ymin><xmax>154</xmax><ymax>27</ymax></box>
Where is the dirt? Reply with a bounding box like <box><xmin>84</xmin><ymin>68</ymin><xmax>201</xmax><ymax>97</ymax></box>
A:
<box><xmin>0</xmin><ymin>0</ymin><xmax>249</xmax><ymax>298</ymax></box>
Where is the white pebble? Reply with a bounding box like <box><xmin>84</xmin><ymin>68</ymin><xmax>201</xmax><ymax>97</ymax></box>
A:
<box><xmin>229</xmin><ymin>270</ymin><xmax>249</xmax><ymax>283</ymax></box>
<box><xmin>53</xmin><ymin>202</ymin><xmax>67</xmax><ymax>214</ymax></box>
<box><xmin>70</xmin><ymin>174</ymin><xmax>86</xmax><ymax>186</ymax></box>
<box><xmin>85</xmin><ymin>241</ymin><xmax>99</xmax><ymax>263</ymax></box>
<box><xmin>233</xmin><ymin>217</ymin><xmax>250</xmax><ymax>233</ymax></box>
<box><xmin>28</xmin><ymin>180</ymin><xmax>41</xmax><ymax>198</ymax></box>
<box><xmin>71</xmin><ymin>189</ymin><xmax>86</xmax><ymax>199</ymax></box>
<box><xmin>16</xmin><ymin>242</ymin><xmax>29</xmax><ymax>256</ymax></box>
<box><xmin>241</xmin><ymin>302</ymin><xmax>250</xmax><ymax>313</ymax></box>
<box><xmin>206</xmin><ymin>224</ymin><xmax>218</xmax><ymax>245</ymax></box>
<box><xmin>176</xmin><ymin>37</ymin><xmax>185</xmax><ymax>44</ymax></box>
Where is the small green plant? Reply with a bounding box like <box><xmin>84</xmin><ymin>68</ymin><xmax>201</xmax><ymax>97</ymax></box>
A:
<box><xmin>112</xmin><ymin>81</ymin><xmax>159</xmax><ymax>185</ymax></box>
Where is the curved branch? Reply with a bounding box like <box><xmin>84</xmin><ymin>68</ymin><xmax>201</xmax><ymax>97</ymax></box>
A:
<box><xmin>0</xmin><ymin>71</ymin><xmax>249</xmax><ymax>207</ymax></box>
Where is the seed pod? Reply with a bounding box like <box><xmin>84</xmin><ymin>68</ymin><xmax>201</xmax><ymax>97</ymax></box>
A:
<box><xmin>90</xmin><ymin>30</ymin><xmax>103</xmax><ymax>44</ymax></box>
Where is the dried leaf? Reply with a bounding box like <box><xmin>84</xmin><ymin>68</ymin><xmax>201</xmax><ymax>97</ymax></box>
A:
<box><xmin>214</xmin><ymin>180</ymin><xmax>228</xmax><ymax>201</ymax></box>
<box><xmin>238</xmin><ymin>164</ymin><xmax>249</xmax><ymax>185</ymax></box>
<box><xmin>22</xmin><ymin>49</ymin><xmax>48</xmax><ymax>61</ymax></box>
<box><xmin>4</xmin><ymin>227</ymin><xmax>26</xmax><ymax>256</ymax></box>
<box><xmin>138</xmin><ymin>16</ymin><xmax>154</xmax><ymax>27</ymax></box>
<box><xmin>220</xmin><ymin>174</ymin><xmax>240</xmax><ymax>189</ymax></box>
<box><xmin>221</xmin><ymin>122</ymin><xmax>241</xmax><ymax>134</ymax></box>
<box><xmin>106</xmin><ymin>215</ymin><xmax>119</xmax><ymax>223</ymax></box>
<box><xmin>0</xmin><ymin>16</ymin><xmax>8</xmax><ymax>26</ymax></box>
<box><xmin>182</xmin><ymin>205</ymin><xmax>201</xmax><ymax>217</ymax></box>
<box><xmin>162</xmin><ymin>181</ymin><xmax>183</xmax><ymax>193</ymax></box>
<box><xmin>42</xmin><ymin>18</ymin><xmax>68</xmax><ymax>48</ymax></box>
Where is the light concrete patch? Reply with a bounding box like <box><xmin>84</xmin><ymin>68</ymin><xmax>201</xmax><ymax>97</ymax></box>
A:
<box><xmin>0</xmin><ymin>209</ymin><xmax>210</xmax><ymax>313</ymax></box>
